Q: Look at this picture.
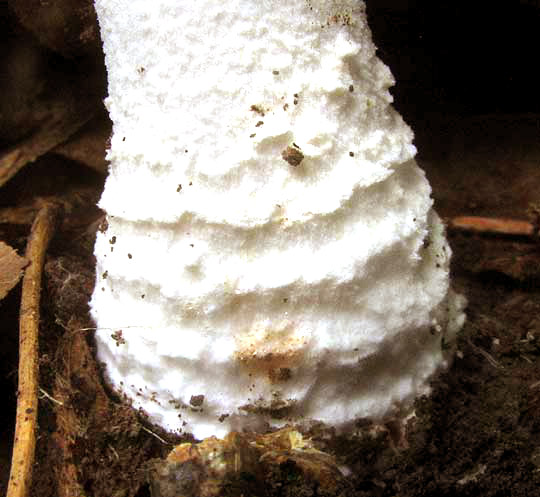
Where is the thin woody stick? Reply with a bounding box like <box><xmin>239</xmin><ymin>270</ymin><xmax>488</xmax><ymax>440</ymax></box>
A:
<box><xmin>450</xmin><ymin>216</ymin><xmax>536</xmax><ymax>238</ymax></box>
<box><xmin>7</xmin><ymin>202</ymin><xmax>61</xmax><ymax>497</ymax></box>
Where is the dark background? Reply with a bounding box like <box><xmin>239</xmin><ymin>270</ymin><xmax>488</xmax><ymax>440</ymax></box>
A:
<box><xmin>367</xmin><ymin>0</ymin><xmax>540</xmax><ymax>119</ymax></box>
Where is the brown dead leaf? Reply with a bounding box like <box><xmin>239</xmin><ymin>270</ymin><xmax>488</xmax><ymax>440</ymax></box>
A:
<box><xmin>11</xmin><ymin>0</ymin><xmax>101</xmax><ymax>58</ymax></box>
<box><xmin>150</xmin><ymin>427</ymin><xmax>353</xmax><ymax>497</ymax></box>
<box><xmin>0</xmin><ymin>15</ymin><xmax>104</xmax><ymax>187</ymax></box>
<box><xmin>0</xmin><ymin>241</ymin><xmax>28</xmax><ymax>300</ymax></box>
<box><xmin>0</xmin><ymin>103</ymin><xmax>96</xmax><ymax>188</ymax></box>
<box><xmin>52</xmin><ymin>112</ymin><xmax>111</xmax><ymax>175</ymax></box>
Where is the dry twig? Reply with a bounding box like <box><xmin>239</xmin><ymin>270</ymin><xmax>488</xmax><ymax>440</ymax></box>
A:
<box><xmin>7</xmin><ymin>202</ymin><xmax>61</xmax><ymax>497</ymax></box>
<box><xmin>450</xmin><ymin>216</ymin><xmax>536</xmax><ymax>238</ymax></box>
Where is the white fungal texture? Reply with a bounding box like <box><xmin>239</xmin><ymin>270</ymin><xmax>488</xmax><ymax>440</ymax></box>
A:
<box><xmin>91</xmin><ymin>0</ymin><xmax>466</xmax><ymax>440</ymax></box>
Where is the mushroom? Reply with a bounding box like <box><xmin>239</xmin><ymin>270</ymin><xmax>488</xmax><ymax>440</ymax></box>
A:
<box><xmin>91</xmin><ymin>0</ymin><xmax>466</xmax><ymax>440</ymax></box>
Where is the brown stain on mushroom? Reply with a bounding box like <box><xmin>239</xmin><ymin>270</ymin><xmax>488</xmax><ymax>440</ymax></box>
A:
<box><xmin>234</xmin><ymin>321</ymin><xmax>306</xmax><ymax>383</ymax></box>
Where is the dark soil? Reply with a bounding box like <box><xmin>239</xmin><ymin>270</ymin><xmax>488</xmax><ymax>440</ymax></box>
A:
<box><xmin>2</xmin><ymin>2</ymin><xmax>540</xmax><ymax>496</ymax></box>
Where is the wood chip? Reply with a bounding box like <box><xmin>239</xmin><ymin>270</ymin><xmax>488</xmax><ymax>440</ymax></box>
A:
<box><xmin>0</xmin><ymin>241</ymin><xmax>28</xmax><ymax>300</ymax></box>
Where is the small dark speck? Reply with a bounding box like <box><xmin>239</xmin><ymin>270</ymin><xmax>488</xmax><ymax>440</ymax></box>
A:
<box><xmin>109</xmin><ymin>236</ymin><xmax>117</xmax><ymax>245</ymax></box>
<box><xmin>122</xmin><ymin>137</ymin><xmax>126</xmax><ymax>142</ymax></box>
<box><xmin>128</xmin><ymin>253</ymin><xmax>132</xmax><ymax>259</ymax></box>
<box><xmin>141</xmin><ymin>294</ymin><xmax>145</xmax><ymax>299</ymax></box>
<box><xmin>349</xmin><ymin>85</ymin><xmax>354</xmax><ymax>92</ymax></box>
<box><xmin>189</xmin><ymin>181</ymin><xmax>193</xmax><ymax>186</ymax></box>
<box><xmin>283</xmin><ymin>298</ymin><xmax>288</xmax><ymax>303</ymax></box>
<box><xmin>190</xmin><ymin>394</ymin><xmax>205</xmax><ymax>407</ymax></box>
<box><xmin>177</xmin><ymin>184</ymin><xmax>182</xmax><ymax>192</ymax></box>
<box><xmin>250</xmin><ymin>133</ymin><xmax>256</xmax><ymax>138</ymax></box>
<box><xmin>272</xmin><ymin>70</ymin><xmax>280</xmax><ymax>75</ymax></box>
<box><xmin>256</xmin><ymin>121</ymin><xmax>264</xmax><ymax>127</ymax></box>
<box><xmin>102</xmin><ymin>271</ymin><xmax>108</xmax><ymax>279</ymax></box>
<box><xmin>250</xmin><ymin>104</ymin><xmax>265</xmax><ymax>116</ymax></box>
<box><xmin>349</xmin><ymin>151</ymin><xmax>354</xmax><ymax>157</ymax></box>
<box><xmin>185</xmin><ymin>149</ymin><xmax>188</xmax><ymax>153</ymax></box>
<box><xmin>25</xmin><ymin>408</ymin><xmax>34</xmax><ymax>414</ymax></box>
<box><xmin>190</xmin><ymin>243</ymin><xmax>194</xmax><ymax>248</ymax></box>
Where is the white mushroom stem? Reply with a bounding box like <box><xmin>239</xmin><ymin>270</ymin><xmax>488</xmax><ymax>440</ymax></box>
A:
<box><xmin>91</xmin><ymin>0</ymin><xmax>466</xmax><ymax>440</ymax></box>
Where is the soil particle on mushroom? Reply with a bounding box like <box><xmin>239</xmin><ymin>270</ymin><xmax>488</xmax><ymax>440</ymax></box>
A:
<box><xmin>281</xmin><ymin>145</ymin><xmax>304</xmax><ymax>166</ymax></box>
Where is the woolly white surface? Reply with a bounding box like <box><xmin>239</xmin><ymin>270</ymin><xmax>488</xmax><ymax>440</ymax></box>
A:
<box><xmin>92</xmin><ymin>0</ymin><xmax>466</xmax><ymax>440</ymax></box>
